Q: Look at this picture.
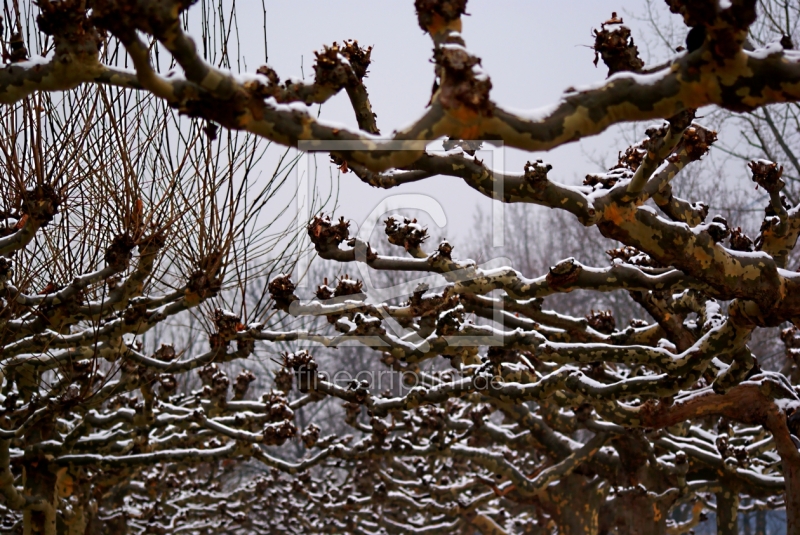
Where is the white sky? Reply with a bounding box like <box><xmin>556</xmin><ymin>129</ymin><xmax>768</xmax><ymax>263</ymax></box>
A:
<box><xmin>224</xmin><ymin>1</ymin><xmax>685</xmax><ymax>250</ymax></box>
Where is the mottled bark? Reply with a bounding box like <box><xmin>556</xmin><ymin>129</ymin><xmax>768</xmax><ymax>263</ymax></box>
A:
<box><xmin>601</xmin><ymin>487</ymin><xmax>669</xmax><ymax>535</ymax></box>
<box><xmin>23</xmin><ymin>419</ymin><xmax>57</xmax><ymax>535</ymax></box>
<box><xmin>540</xmin><ymin>475</ymin><xmax>605</xmax><ymax>535</ymax></box>
<box><xmin>23</xmin><ymin>464</ymin><xmax>58</xmax><ymax>535</ymax></box>
<box><xmin>716</xmin><ymin>488</ymin><xmax>740</xmax><ymax>535</ymax></box>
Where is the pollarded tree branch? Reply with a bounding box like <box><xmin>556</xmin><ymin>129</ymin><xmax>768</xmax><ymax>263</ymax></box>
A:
<box><xmin>0</xmin><ymin>0</ymin><xmax>791</xmax><ymax>177</ymax></box>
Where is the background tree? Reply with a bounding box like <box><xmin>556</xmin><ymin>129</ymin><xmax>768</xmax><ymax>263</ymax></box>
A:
<box><xmin>0</xmin><ymin>1</ymin><xmax>310</xmax><ymax>532</ymax></box>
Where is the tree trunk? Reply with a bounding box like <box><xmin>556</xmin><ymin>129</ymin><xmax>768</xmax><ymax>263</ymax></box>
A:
<box><xmin>782</xmin><ymin>453</ymin><xmax>800</xmax><ymax>535</ymax></box>
<box><xmin>22</xmin><ymin>418</ymin><xmax>57</xmax><ymax>535</ymax></box>
<box><xmin>599</xmin><ymin>487</ymin><xmax>669</xmax><ymax>535</ymax></box>
<box><xmin>542</xmin><ymin>474</ymin><xmax>604</xmax><ymax>535</ymax></box>
<box><xmin>767</xmin><ymin>409</ymin><xmax>800</xmax><ymax>533</ymax></box>
<box><xmin>22</xmin><ymin>460</ymin><xmax>57</xmax><ymax>535</ymax></box>
<box><xmin>715</xmin><ymin>489</ymin><xmax>739</xmax><ymax>535</ymax></box>
<box><xmin>755</xmin><ymin>509</ymin><xmax>767</xmax><ymax>535</ymax></box>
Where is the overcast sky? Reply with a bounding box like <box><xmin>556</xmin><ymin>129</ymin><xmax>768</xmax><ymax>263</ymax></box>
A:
<box><xmin>223</xmin><ymin>1</ymin><xmax>685</xmax><ymax>252</ymax></box>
